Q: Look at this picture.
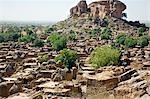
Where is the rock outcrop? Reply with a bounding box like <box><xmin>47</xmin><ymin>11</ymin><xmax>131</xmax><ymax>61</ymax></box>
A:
<box><xmin>70</xmin><ymin>0</ymin><xmax>126</xmax><ymax>19</ymax></box>
<box><xmin>70</xmin><ymin>0</ymin><xmax>88</xmax><ymax>17</ymax></box>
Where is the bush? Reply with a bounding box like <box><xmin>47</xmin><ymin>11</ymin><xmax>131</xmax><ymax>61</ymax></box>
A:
<box><xmin>47</xmin><ymin>33</ymin><xmax>67</xmax><ymax>51</ymax></box>
<box><xmin>19</xmin><ymin>35</ymin><xmax>36</xmax><ymax>43</ymax></box>
<box><xmin>88</xmin><ymin>28</ymin><xmax>101</xmax><ymax>37</ymax></box>
<box><xmin>101</xmin><ymin>33</ymin><xmax>111</xmax><ymax>40</ymax></box>
<box><xmin>124</xmin><ymin>37</ymin><xmax>137</xmax><ymax>48</ymax></box>
<box><xmin>90</xmin><ymin>46</ymin><xmax>121</xmax><ymax>69</ymax></box>
<box><xmin>33</xmin><ymin>39</ymin><xmax>44</xmax><ymax>47</ymax></box>
<box><xmin>45</xmin><ymin>27</ymin><xmax>54</xmax><ymax>33</ymax></box>
<box><xmin>138</xmin><ymin>27</ymin><xmax>147</xmax><ymax>37</ymax></box>
<box><xmin>137</xmin><ymin>36</ymin><xmax>150</xmax><ymax>47</ymax></box>
<box><xmin>68</xmin><ymin>30</ymin><xmax>77</xmax><ymax>41</ymax></box>
<box><xmin>138</xmin><ymin>27</ymin><xmax>146</xmax><ymax>35</ymax></box>
<box><xmin>0</xmin><ymin>33</ymin><xmax>21</xmax><ymax>42</ymax></box>
<box><xmin>27</xmin><ymin>30</ymin><xmax>34</xmax><ymax>35</ymax></box>
<box><xmin>116</xmin><ymin>34</ymin><xmax>126</xmax><ymax>45</ymax></box>
<box><xmin>38</xmin><ymin>54</ymin><xmax>48</xmax><ymax>63</ymax></box>
<box><xmin>10</xmin><ymin>33</ymin><xmax>21</xmax><ymax>42</ymax></box>
<box><xmin>100</xmin><ymin>28</ymin><xmax>112</xmax><ymax>40</ymax></box>
<box><xmin>55</xmin><ymin>49</ymin><xmax>77</xmax><ymax>70</ymax></box>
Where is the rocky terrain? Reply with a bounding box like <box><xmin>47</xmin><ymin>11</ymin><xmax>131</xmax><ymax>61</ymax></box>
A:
<box><xmin>0</xmin><ymin>0</ymin><xmax>150</xmax><ymax>99</ymax></box>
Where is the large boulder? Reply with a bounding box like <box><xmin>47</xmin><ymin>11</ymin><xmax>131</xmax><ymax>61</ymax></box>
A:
<box><xmin>89</xmin><ymin>0</ymin><xmax>126</xmax><ymax>18</ymax></box>
<box><xmin>70</xmin><ymin>0</ymin><xmax>127</xmax><ymax>19</ymax></box>
<box><xmin>9</xmin><ymin>84</ymin><xmax>19</xmax><ymax>95</ymax></box>
<box><xmin>0</xmin><ymin>82</ymin><xmax>8</xmax><ymax>97</ymax></box>
<box><xmin>70</xmin><ymin>0</ymin><xmax>88</xmax><ymax>17</ymax></box>
<box><xmin>0</xmin><ymin>81</ymin><xmax>22</xmax><ymax>97</ymax></box>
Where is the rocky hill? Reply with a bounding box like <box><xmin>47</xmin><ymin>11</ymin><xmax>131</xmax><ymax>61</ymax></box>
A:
<box><xmin>0</xmin><ymin>0</ymin><xmax>150</xmax><ymax>99</ymax></box>
<box><xmin>51</xmin><ymin>0</ymin><xmax>150</xmax><ymax>98</ymax></box>
<box><xmin>53</xmin><ymin>0</ymin><xmax>148</xmax><ymax>37</ymax></box>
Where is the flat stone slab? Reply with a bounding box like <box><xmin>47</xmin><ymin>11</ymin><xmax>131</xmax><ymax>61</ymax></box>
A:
<box><xmin>3</xmin><ymin>78</ymin><xmax>17</xmax><ymax>81</ymax></box>
<box><xmin>38</xmin><ymin>81</ymin><xmax>59</xmax><ymax>89</ymax></box>
<box><xmin>7</xmin><ymin>93</ymin><xmax>30</xmax><ymax>99</ymax></box>
<box><xmin>84</xmin><ymin>70</ymin><xmax>115</xmax><ymax>81</ymax></box>
<box><xmin>44</xmin><ymin>88</ymin><xmax>71</xmax><ymax>94</ymax></box>
<box><xmin>82</xmin><ymin>66</ymin><xmax>95</xmax><ymax>71</ymax></box>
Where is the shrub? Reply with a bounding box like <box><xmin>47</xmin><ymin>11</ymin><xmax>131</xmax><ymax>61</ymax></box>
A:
<box><xmin>45</xmin><ymin>27</ymin><xmax>54</xmax><ymax>33</ymax></box>
<box><xmin>10</xmin><ymin>33</ymin><xmax>21</xmax><ymax>42</ymax></box>
<box><xmin>19</xmin><ymin>35</ymin><xmax>35</xmax><ymax>43</ymax></box>
<box><xmin>88</xmin><ymin>28</ymin><xmax>101</xmax><ymax>37</ymax></box>
<box><xmin>138</xmin><ymin>27</ymin><xmax>146</xmax><ymax>36</ymax></box>
<box><xmin>90</xmin><ymin>46</ymin><xmax>121</xmax><ymax>69</ymax></box>
<box><xmin>27</xmin><ymin>30</ymin><xmax>34</xmax><ymax>35</ymax></box>
<box><xmin>38</xmin><ymin>54</ymin><xmax>48</xmax><ymax>63</ymax></box>
<box><xmin>0</xmin><ymin>34</ymin><xmax>4</xmax><ymax>43</ymax></box>
<box><xmin>33</xmin><ymin>39</ymin><xmax>44</xmax><ymax>47</ymax></box>
<box><xmin>68</xmin><ymin>30</ymin><xmax>77</xmax><ymax>41</ymax></box>
<box><xmin>101</xmin><ymin>33</ymin><xmax>111</xmax><ymax>40</ymax></box>
<box><xmin>100</xmin><ymin>28</ymin><xmax>112</xmax><ymax>40</ymax></box>
<box><xmin>0</xmin><ymin>33</ymin><xmax>20</xmax><ymax>42</ymax></box>
<box><xmin>137</xmin><ymin>36</ymin><xmax>150</xmax><ymax>47</ymax></box>
<box><xmin>138</xmin><ymin>27</ymin><xmax>146</xmax><ymax>33</ymax></box>
<box><xmin>47</xmin><ymin>33</ymin><xmax>67</xmax><ymax>51</ymax></box>
<box><xmin>124</xmin><ymin>37</ymin><xmax>137</xmax><ymax>48</ymax></box>
<box><xmin>116</xmin><ymin>34</ymin><xmax>126</xmax><ymax>45</ymax></box>
<box><xmin>55</xmin><ymin>49</ymin><xmax>77</xmax><ymax>70</ymax></box>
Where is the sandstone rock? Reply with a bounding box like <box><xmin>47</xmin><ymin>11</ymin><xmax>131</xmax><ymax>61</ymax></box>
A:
<box><xmin>86</xmin><ymin>70</ymin><xmax>118</xmax><ymax>90</ymax></box>
<box><xmin>132</xmin><ymin>80</ymin><xmax>147</xmax><ymax>90</ymax></box>
<box><xmin>72</xmin><ymin>67</ymin><xmax>78</xmax><ymax>79</ymax></box>
<box><xmin>0</xmin><ymin>77</ymin><xmax>5</xmax><ymax>83</ymax></box>
<box><xmin>140</xmin><ymin>94</ymin><xmax>150</xmax><ymax>99</ymax></box>
<box><xmin>114</xmin><ymin>85</ymin><xmax>146</xmax><ymax>98</ymax></box>
<box><xmin>4</xmin><ymin>64</ymin><xmax>15</xmax><ymax>76</ymax></box>
<box><xmin>118</xmin><ymin>76</ymin><xmax>142</xmax><ymax>86</ymax></box>
<box><xmin>53</xmin><ymin>74</ymin><xmax>63</xmax><ymax>81</ymax></box>
<box><xmin>64</xmin><ymin>82</ymin><xmax>82</xmax><ymax>97</ymax></box>
<box><xmin>64</xmin><ymin>71</ymin><xmax>73</xmax><ymax>81</ymax></box>
<box><xmin>44</xmin><ymin>88</ymin><xmax>71</xmax><ymax>96</ymax></box>
<box><xmin>89</xmin><ymin>0</ymin><xmax>126</xmax><ymax>18</ymax></box>
<box><xmin>0</xmin><ymin>82</ymin><xmax>8</xmax><ymax>97</ymax></box>
<box><xmin>51</xmin><ymin>96</ymin><xmax>58</xmax><ymax>99</ymax></box>
<box><xmin>146</xmin><ymin>85</ymin><xmax>150</xmax><ymax>95</ymax></box>
<box><xmin>9</xmin><ymin>84</ymin><xmax>19</xmax><ymax>95</ymax></box>
<box><xmin>70</xmin><ymin>0</ymin><xmax>126</xmax><ymax>19</ymax></box>
<box><xmin>70</xmin><ymin>0</ymin><xmax>88</xmax><ymax>17</ymax></box>
<box><xmin>119</xmin><ymin>69</ymin><xmax>137</xmax><ymax>82</ymax></box>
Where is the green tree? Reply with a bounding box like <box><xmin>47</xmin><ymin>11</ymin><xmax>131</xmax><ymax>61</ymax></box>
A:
<box><xmin>33</xmin><ymin>39</ymin><xmax>44</xmax><ymax>47</ymax></box>
<box><xmin>55</xmin><ymin>49</ymin><xmax>77</xmax><ymax>70</ymax></box>
<box><xmin>47</xmin><ymin>33</ymin><xmax>67</xmax><ymax>51</ymax></box>
<box><xmin>19</xmin><ymin>35</ymin><xmax>35</xmax><ymax>43</ymax></box>
<box><xmin>90</xmin><ymin>46</ymin><xmax>121</xmax><ymax>69</ymax></box>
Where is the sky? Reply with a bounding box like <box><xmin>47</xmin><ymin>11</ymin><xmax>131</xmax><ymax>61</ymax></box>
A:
<box><xmin>0</xmin><ymin>0</ymin><xmax>149</xmax><ymax>22</ymax></box>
